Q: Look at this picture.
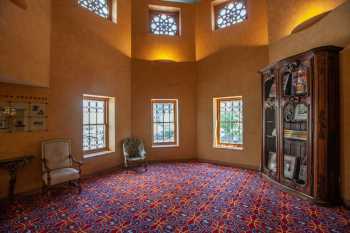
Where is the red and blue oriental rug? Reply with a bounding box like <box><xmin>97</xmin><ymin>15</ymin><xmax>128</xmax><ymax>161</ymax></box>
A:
<box><xmin>1</xmin><ymin>162</ymin><xmax>349</xmax><ymax>232</ymax></box>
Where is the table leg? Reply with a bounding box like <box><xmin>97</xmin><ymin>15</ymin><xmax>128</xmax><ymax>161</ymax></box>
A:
<box><xmin>7</xmin><ymin>164</ymin><xmax>19</xmax><ymax>202</ymax></box>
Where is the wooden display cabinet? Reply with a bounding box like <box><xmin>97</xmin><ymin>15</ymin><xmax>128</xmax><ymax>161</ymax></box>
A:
<box><xmin>261</xmin><ymin>46</ymin><xmax>342</xmax><ymax>205</ymax></box>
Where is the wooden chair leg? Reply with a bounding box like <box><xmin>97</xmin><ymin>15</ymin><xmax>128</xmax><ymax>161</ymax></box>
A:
<box><xmin>78</xmin><ymin>179</ymin><xmax>82</xmax><ymax>194</ymax></box>
<box><xmin>41</xmin><ymin>179</ymin><xmax>50</xmax><ymax>197</ymax></box>
<box><xmin>41</xmin><ymin>184</ymin><xmax>48</xmax><ymax>196</ymax></box>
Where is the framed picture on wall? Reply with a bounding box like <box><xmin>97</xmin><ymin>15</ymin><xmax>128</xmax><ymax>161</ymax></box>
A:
<box><xmin>12</xmin><ymin>102</ymin><xmax>29</xmax><ymax>132</ymax></box>
<box><xmin>30</xmin><ymin>103</ymin><xmax>46</xmax><ymax>117</ymax></box>
<box><xmin>30</xmin><ymin>117</ymin><xmax>46</xmax><ymax>131</ymax></box>
<box><xmin>0</xmin><ymin>102</ymin><xmax>10</xmax><ymax>133</ymax></box>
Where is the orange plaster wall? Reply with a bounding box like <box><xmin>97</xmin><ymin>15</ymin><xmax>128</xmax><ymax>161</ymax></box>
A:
<box><xmin>131</xmin><ymin>59</ymin><xmax>197</xmax><ymax>161</ymax></box>
<box><xmin>268</xmin><ymin>1</ymin><xmax>350</xmax><ymax>63</ymax></box>
<box><xmin>131</xmin><ymin>0</ymin><xmax>197</xmax><ymax>160</ymax></box>
<box><xmin>0</xmin><ymin>0</ymin><xmax>132</xmax><ymax>198</ymax></box>
<box><xmin>0</xmin><ymin>0</ymin><xmax>51</xmax><ymax>87</ymax></box>
<box><xmin>131</xmin><ymin>0</ymin><xmax>196</xmax><ymax>62</ymax></box>
<box><xmin>195</xmin><ymin>0</ymin><xmax>269</xmax><ymax>60</ymax></box>
<box><xmin>267</xmin><ymin>0</ymin><xmax>347</xmax><ymax>44</ymax></box>
<box><xmin>196</xmin><ymin>46</ymin><xmax>268</xmax><ymax>169</ymax></box>
<box><xmin>195</xmin><ymin>0</ymin><xmax>269</xmax><ymax>168</ymax></box>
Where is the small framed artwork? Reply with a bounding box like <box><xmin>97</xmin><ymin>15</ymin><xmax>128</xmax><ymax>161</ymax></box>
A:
<box><xmin>298</xmin><ymin>165</ymin><xmax>308</xmax><ymax>183</ymax></box>
<box><xmin>294</xmin><ymin>103</ymin><xmax>308</xmax><ymax>121</ymax></box>
<box><xmin>30</xmin><ymin>117</ymin><xmax>46</xmax><ymax>131</ymax></box>
<box><xmin>293</xmin><ymin>68</ymin><xmax>308</xmax><ymax>95</ymax></box>
<box><xmin>267</xmin><ymin>152</ymin><xmax>277</xmax><ymax>172</ymax></box>
<box><xmin>30</xmin><ymin>103</ymin><xmax>46</xmax><ymax>117</ymax></box>
<box><xmin>284</xmin><ymin>155</ymin><xmax>297</xmax><ymax>179</ymax></box>
<box><xmin>284</xmin><ymin>103</ymin><xmax>295</xmax><ymax>122</ymax></box>
<box><xmin>12</xmin><ymin>102</ymin><xmax>29</xmax><ymax>132</ymax></box>
<box><xmin>0</xmin><ymin>102</ymin><xmax>10</xmax><ymax>133</ymax></box>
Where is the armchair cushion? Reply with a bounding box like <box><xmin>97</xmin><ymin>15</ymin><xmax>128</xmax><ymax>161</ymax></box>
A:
<box><xmin>42</xmin><ymin>168</ymin><xmax>80</xmax><ymax>186</ymax></box>
<box><xmin>127</xmin><ymin>156</ymin><xmax>145</xmax><ymax>161</ymax></box>
<box><xmin>42</xmin><ymin>141</ymin><xmax>71</xmax><ymax>170</ymax></box>
<box><xmin>124</xmin><ymin>138</ymin><xmax>145</xmax><ymax>158</ymax></box>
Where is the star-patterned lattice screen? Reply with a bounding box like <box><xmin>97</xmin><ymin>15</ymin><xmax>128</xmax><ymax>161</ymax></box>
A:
<box><xmin>214</xmin><ymin>0</ymin><xmax>247</xmax><ymax>29</ymax></box>
<box><xmin>149</xmin><ymin>10</ymin><xmax>180</xmax><ymax>36</ymax></box>
<box><xmin>78</xmin><ymin>0</ymin><xmax>110</xmax><ymax>19</ymax></box>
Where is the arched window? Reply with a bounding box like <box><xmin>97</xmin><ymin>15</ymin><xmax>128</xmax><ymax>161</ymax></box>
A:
<box><xmin>214</xmin><ymin>0</ymin><xmax>247</xmax><ymax>30</ymax></box>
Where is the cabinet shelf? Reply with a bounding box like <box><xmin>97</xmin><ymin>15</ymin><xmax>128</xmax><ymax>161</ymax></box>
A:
<box><xmin>284</xmin><ymin>130</ymin><xmax>308</xmax><ymax>141</ymax></box>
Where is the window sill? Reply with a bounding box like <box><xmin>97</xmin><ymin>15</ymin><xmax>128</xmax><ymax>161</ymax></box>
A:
<box><xmin>213</xmin><ymin>145</ymin><xmax>243</xmax><ymax>151</ymax></box>
<box><xmin>152</xmin><ymin>144</ymin><xmax>179</xmax><ymax>148</ymax></box>
<box><xmin>83</xmin><ymin>150</ymin><xmax>114</xmax><ymax>160</ymax></box>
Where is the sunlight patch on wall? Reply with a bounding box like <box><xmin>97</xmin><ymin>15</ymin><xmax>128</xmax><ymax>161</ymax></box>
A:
<box><xmin>287</xmin><ymin>4</ymin><xmax>341</xmax><ymax>36</ymax></box>
<box><xmin>148</xmin><ymin>48</ymin><xmax>182</xmax><ymax>62</ymax></box>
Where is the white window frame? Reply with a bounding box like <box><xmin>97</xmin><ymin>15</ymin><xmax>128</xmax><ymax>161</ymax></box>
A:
<box><xmin>151</xmin><ymin>99</ymin><xmax>179</xmax><ymax>148</ymax></box>
<box><xmin>213</xmin><ymin>96</ymin><xmax>244</xmax><ymax>150</ymax></box>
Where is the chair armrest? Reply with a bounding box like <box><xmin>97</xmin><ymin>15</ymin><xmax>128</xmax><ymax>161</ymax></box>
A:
<box><xmin>71</xmin><ymin>157</ymin><xmax>83</xmax><ymax>166</ymax></box>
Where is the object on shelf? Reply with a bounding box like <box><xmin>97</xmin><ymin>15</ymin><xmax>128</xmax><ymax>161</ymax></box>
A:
<box><xmin>298</xmin><ymin>165</ymin><xmax>308</xmax><ymax>184</ymax></box>
<box><xmin>267</xmin><ymin>152</ymin><xmax>277</xmax><ymax>172</ymax></box>
<box><xmin>271</xmin><ymin>128</ymin><xmax>276</xmax><ymax>137</ymax></box>
<box><xmin>284</xmin><ymin>103</ymin><xmax>295</xmax><ymax>122</ymax></box>
<box><xmin>269</xmin><ymin>83</ymin><xmax>276</xmax><ymax>98</ymax></box>
<box><xmin>284</xmin><ymin>155</ymin><xmax>297</xmax><ymax>179</ymax></box>
<box><xmin>293</xmin><ymin>68</ymin><xmax>308</xmax><ymax>95</ymax></box>
<box><xmin>294</xmin><ymin>103</ymin><xmax>308</xmax><ymax>121</ymax></box>
<box><xmin>283</xmin><ymin>73</ymin><xmax>293</xmax><ymax>96</ymax></box>
<box><xmin>284</xmin><ymin>130</ymin><xmax>308</xmax><ymax>141</ymax></box>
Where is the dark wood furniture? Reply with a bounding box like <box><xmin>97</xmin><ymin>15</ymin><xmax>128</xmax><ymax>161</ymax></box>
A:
<box><xmin>0</xmin><ymin>154</ymin><xmax>34</xmax><ymax>201</ymax></box>
<box><xmin>260</xmin><ymin>46</ymin><xmax>342</xmax><ymax>205</ymax></box>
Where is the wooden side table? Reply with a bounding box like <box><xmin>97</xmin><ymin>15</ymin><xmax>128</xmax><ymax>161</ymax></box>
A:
<box><xmin>0</xmin><ymin>154</ymin><xmax>34</xmax><ymax>201</ymax></box>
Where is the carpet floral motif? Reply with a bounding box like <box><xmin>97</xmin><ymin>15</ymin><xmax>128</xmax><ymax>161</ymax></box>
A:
<box><xmin>1</xmin><ymin>162</ymin><xmax>349</xmax><ymax>232</ymax></box>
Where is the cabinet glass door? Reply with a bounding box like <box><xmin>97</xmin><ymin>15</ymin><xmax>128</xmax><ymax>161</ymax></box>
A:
<box><xmin>262</xmin><ymin>70</ymin><xmax>278</xmax><ymax>179</ymax></box>
<box><xmin>280</xmin><ymin>61</ymin><xmax>312</xmax><ymax>195</ymax></box>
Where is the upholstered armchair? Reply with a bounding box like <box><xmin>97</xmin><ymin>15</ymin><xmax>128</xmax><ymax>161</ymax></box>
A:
<box><xmin>41</xmin><ymin>139</ymin><xmax>83</xmax><ymax>193</ymax></box>
<box><xmin>122</xmin><ymin>138</ymin><xmax>147</xmax><ymax>171</ymax></box>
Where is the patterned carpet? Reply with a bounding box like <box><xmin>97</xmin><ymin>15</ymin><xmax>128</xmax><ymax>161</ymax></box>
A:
<box><xmin>1</xmin><ymin>162</ymin><xmax>349</xmax><ymax>233</ymax></box>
